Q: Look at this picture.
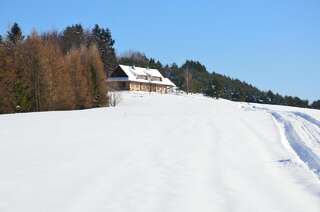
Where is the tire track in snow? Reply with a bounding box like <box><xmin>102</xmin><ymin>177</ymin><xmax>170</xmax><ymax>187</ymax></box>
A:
<box><xmin>243</xmin><ymin>103</ymin><xmax>320</xmax><ymax>178</ymax></box>
<box><xmin>271</xmin><ymin>111</ymin><xmax>320</xmax><ymax>178</ymax></box>
<box><xmin>293</xmin><ymin>112</ymin><xmax>320</xmax><ymax>145</ymax></box>
<box><xmin>293</xmin><ymin>112</ymin><xmax>320</xmax><ymax>128</ymax></box>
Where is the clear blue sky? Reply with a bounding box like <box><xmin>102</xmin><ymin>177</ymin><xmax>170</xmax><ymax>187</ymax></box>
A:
<box><xmin>1</xmin><ymin>0</ymin><xmax>319</xmax><ymax>101</ymax></box>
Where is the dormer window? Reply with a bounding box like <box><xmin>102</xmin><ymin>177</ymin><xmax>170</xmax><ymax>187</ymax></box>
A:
<box><xmin>151</xmin><ymin>76</ymin><xmax>161</xmax><ymax>81</ymax></box>
<box><xmin>137</xmin><ymin>75</ymin><xmax>147</xmax><ymax>80</ymax></box>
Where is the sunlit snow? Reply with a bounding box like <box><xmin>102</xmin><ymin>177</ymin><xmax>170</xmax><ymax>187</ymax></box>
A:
<box><xmin>0</xmin><ymin>92</ymin><xmax>319</xmax><ymax>212</ymax></box>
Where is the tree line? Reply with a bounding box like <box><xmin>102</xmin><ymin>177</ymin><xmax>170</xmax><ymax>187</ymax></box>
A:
<box><xmin>0</xmin><ymin>23</ymin><xmax>319</xmax><ymax>114</ymax></box>
<box><xmin>0</xmin><ymin>23</ymin><xmax>117</xmax><ymax>114</ymax></box>
<box><xmin>118</xmin><ymin>51</ymin><xmax>320</xmax><ymax>109</ymax></box>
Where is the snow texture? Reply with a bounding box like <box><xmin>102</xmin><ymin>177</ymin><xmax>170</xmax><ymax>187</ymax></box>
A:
<box><xmin>0</xmin><ymin>92</ymin><xmax>320</xmax><ymax>212</ymax></box>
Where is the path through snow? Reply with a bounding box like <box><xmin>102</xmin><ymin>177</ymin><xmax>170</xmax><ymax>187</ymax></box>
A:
<box><xmin>246</xmin><ymin>103</ymin><xmax>320</xmax><ymax>178</ymax></box>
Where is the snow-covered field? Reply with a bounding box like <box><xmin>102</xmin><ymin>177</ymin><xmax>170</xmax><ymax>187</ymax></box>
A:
<box><xmin>0</xmin><ymin>92</ymin><xmax>320</xmax><ymax>212</ymax></box>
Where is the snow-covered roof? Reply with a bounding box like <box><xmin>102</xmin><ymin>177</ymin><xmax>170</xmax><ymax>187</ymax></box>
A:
<box><xmin>119</xmin><ymin>65</ymin><xmax>163</xmax><ymax>78</ymax></box>
<box><xmin>109</xmin><ymin>65</ymin><xmax>176</xmax><ymax>87</ymax></box>
<box><xmin>161</xmin><ymin>77</ymin><xmax>176</xmax><ymax>87</ymax></box>
<box><xmin>120</xmin><ymin>65</ymin><xmax>146</xmax><ymax>77</ymax></box>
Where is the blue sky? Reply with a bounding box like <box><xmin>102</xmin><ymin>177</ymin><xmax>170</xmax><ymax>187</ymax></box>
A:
<box><xmin>1</xmin><ymin>0</ymin><xmax>319</xmax><ymax>101</ymax></box>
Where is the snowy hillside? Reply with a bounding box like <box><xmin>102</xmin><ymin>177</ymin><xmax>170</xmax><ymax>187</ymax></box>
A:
<box><xmin>0</xmin><ymin>92</ymin><xmax>320</xmax><ymax>212</ymax></box>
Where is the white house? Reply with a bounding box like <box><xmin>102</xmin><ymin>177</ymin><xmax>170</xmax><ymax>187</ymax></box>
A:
<box><xmin>107</xmin><ymin>65</ymin><xmax>176</xmax><ymax>93</ymax></box>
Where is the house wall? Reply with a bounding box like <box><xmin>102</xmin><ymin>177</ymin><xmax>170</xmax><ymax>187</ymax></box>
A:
<box><xmin>156</xmin><ymin>85</ymin><xmax>167</xmax><ymax>93</ymax></box>
<box><xmin>130</xmin><ymin>82</ymin><xmax>168</xmax><ymax>93</ymax></box>
<box><xmin>109</xmin><ymin>81</ymin><xmax>169</xmax><ymax>93</ymax></box>
<box><xmin>140</xmin><ymin>83</ymin><xmax>149</xmax><ymax>91</ymax></box>
<box><xmin>108</xmin><ymin>81</ymin><xmax>129</xmax><ymax>90</ymax></box>
<box><xmin>129</xmin><ymin>82</ymin><xmax>141</xmax><ymax>91</ymax></box>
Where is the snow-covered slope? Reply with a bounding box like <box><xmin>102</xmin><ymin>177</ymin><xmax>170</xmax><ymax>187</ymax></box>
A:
<box><xmin>0</xmin><ymin>92</ymin><xmax>320</xmax><ymax>212</ymax></box>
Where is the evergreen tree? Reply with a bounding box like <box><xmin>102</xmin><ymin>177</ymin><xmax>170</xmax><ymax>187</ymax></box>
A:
<box><xmin>7</xmin><ymin>22</ymin><xmax>24</xmax><ymax>44</ymax></box>
<box><xmin>266</xmin><ymin>90</ymin><xmax>275</xmax><ymax>103</ymax></box>
<box><xmin>87</xmin><ymin>45</ymin><xmax>108</xmax><ymax>107</ymax></box>
<box><xmin>167</xmin><ymin>63</ymin><xmax>183</xmax><ymax>88</ymax></box>
<box><xmin>180</xmin><ymin>60</ymin><xmax>210</xmax><ymax>93</ymax></box>
<box><xmin>91</xmin><ymin>24</ymin><xmax>117</xmax><ymax>76</ymax></box>
<box><xmin>61</xmin><ymin>24</ymin><xmax>85</xmax><ymax>53</ymax></box>
<box><xmin>118</xmin><ymin>51</ymin><xmax>150</xmax><ymax>67</ymax></box>
<box><xmin>311</xmin><ymin>100</ymin><xmax>320</xmax><ymax>109</ymax></box>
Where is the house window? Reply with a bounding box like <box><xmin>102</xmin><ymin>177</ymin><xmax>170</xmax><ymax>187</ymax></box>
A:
<box><xmin>151</xmin><ymin>76</ymin><xmax>161</xmax><ymax>81</ymax></box>
<box><xmin>137</xmin><ymin>75</ymin><xmax>147</xmax><ymax>80</ymax></box>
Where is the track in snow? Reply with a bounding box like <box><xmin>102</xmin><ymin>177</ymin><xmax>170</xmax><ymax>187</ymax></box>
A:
<box><xmin>270</xmin><ymin>111</ymin><xmax>320</xmax><ymax>178</ymax></box>
<box><xmin>294</xmin><ymin>112</ymin><xmax>320</xmax><ymax>129</ymax></box>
